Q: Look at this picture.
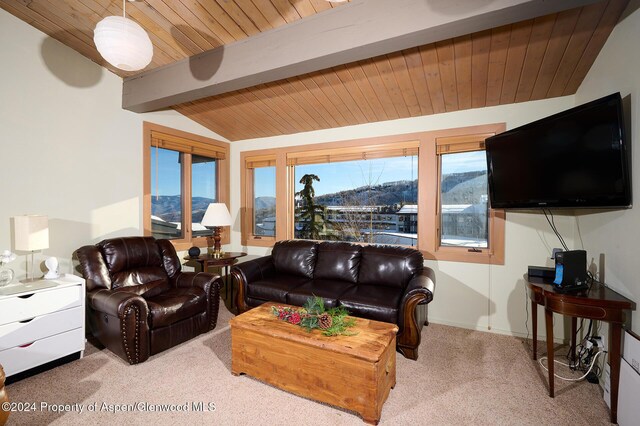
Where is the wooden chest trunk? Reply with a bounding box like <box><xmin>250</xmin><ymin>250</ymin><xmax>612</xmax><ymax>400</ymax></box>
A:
<box><xmin>230</xmin><ymin>303</ymin><xmax>398</xmax><ymax>424</ymax></box>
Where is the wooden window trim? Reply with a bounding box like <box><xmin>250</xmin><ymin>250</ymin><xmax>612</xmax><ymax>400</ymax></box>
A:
<box><xmin>239</xmin><ymin>123</ymin><xmax>505</xmax><ymax>265</ymax></box>
<box><xmin>426</xmin><ymin>131</ymin><xmax>506</xmax><ymax>265</ymax></box>
<box><xmin>143</xmin><ymin>122</ymin><xmax>230</xmax><ymax>251</ymax></box>
<box><xmin>241</xmin><ymin>153</ymin><xmax>277</xmax><ymax>247</ymax></box>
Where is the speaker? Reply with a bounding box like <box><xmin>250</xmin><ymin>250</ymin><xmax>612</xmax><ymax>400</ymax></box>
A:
<box><xmin>188</xmin><ymin>246</ymin><xmax>201</xmax><ymax>258</ymax></box>
<box><xmin>553</xmin><ymin>250</ymin><xmax>588</xmax><ymax>293</ymax></box>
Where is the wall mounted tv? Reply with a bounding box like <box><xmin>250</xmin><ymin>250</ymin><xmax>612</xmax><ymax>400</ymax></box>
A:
<box><xmin>485</xmin><ymin>93</ymin><xmax>631</xmax><ymax>209</ymax></box>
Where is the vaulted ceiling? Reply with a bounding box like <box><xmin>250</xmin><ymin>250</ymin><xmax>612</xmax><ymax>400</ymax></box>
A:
<box><xmin>1</xmin><ymin>0</ymin><xmax>629</xmax><ymax>141</ymax></box>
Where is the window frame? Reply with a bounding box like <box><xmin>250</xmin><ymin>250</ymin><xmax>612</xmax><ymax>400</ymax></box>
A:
<box><xmin>241</xmin><ymin>153</ymin><xmax>277</xmax><ymax>247</ymax></box>
<box><xmin>143</xmin><ymin>122</ymin><xmax>230</xmax><ymax>251</ymax></box>
<box><xmin>239</xmin><ymin>123</ymin><xmax>505</xmax><ymax>264</ymax></box>
<box><xmin>425</xmin><ymin>132</ymin><xmax>506</xmax><ymax>264</ymax></box>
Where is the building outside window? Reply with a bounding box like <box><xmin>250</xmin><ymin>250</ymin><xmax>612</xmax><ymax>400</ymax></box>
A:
<box><xmin>293</xmin><ymin>156</ymin><xmax>418</xmax><ymax>246</ymax></box>
<box><xmin>439</xmin><ymin>150</ymin><xmax>489</xmax><ymax>248</ymax></box>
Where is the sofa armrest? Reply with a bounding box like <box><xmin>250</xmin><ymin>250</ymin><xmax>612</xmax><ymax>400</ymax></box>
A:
<box><xmin>173</xmin><ymin>272</ymin><xmax>222</xmax><ymax>330</ymax></box>
<box><xmin>397</xmin><ymin>267</ymin><xmax>436</xmax><ymax>360</ymax></box>
<box><xmin>402</xmin><ymin>268</ymin><xmax>435</xmax><ymax>307</ymax></box>
<box><xmin>231</xmin><ymin>255</ymin><xmax>275</xmax><ymax>312</ymax></box>
<box><xmin>87</xmin><ymin>289</ymin><xmax>150</xmax><ymax>364</ymax></box>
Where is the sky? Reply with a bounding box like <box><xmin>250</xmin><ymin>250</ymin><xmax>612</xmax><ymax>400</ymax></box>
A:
<box><xmin>152</xmin><ymin>148</ymin><xmax>217</xmax><ymax>198</ymax></box>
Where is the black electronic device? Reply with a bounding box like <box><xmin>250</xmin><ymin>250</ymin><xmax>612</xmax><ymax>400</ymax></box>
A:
<box><xmin>188</xmin><ymin>246</ymin><xmax>201</xmax><ymax>258</ymax></box>
<box><xmin>528</xmin><ymin>265</ymin><xmax>555</xmax><ymax>280</ymax></box>
<box><xmin>553</xmin><ymin>250</ymin><xmax>589</xmax><ymax>293</ymax></box>
<box><xmin>485</xmin><ymin>92</ymin><xmax>631</xmax><ymax>209</ymax></box>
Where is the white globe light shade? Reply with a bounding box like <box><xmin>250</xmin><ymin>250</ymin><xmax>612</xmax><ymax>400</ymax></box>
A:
<box><xmin>94</xmin><ymin>16</ymin><xmax>153</xmax><ymax>72</ymax></box>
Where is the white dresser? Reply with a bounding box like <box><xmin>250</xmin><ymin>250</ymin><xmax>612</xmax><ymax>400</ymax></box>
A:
<box><xmin>0</xmin><ymin>274</ymin><xmax>85</xmax><ymax>377</ymax></box>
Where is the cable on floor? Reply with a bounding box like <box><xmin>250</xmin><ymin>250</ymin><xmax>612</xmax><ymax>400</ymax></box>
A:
<box><xmin>538</xmin><ymin>349</ymin><xmax>605</xmax><ymax>382</ymax></box>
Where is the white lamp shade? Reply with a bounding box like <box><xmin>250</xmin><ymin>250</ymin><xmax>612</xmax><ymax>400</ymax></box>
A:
<box><xmin>14</xmin><ymin>215</ymin><xmax>49</xmax><ymax>251</ymax></box>
<box><xmin>201</xmin><ymin>203</ymin><xmax>232</xmax><ymax>227</ymax></box>
<box><xmin>94</xmin><ymin>16</ymin><xmax>153</xmax><ymax>72</ymax></box>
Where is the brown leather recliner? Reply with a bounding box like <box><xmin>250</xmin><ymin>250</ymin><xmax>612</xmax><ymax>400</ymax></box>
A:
<box><xmin>0</xmin><ymin>364</ymin><xmax>8</xmax><ymax>426</ymax></box>
<box><xmin>75</xmin><ymin>237</ymin><xmax>222</xmax><ymax>364</ymax></box>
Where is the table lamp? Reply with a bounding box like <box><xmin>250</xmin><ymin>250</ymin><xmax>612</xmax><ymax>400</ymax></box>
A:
<box><xmin>14</xmin><ymin>215</ymin><xmax>49</xmax><ymax>282</ymax></box>
<box><xmin>201</xmin><ymin>203</ymin><xmax>232</xmax><ymax>258</ymax></box>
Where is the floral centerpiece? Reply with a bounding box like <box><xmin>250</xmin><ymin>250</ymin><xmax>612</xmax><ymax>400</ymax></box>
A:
<box><xmin>272</xmin><ymin>296</ymin><xmax>357</xmax><ymax>336</ymax></box>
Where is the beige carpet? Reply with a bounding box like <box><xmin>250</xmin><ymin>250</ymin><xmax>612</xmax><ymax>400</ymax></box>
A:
<box><xmin>5</xmin><ymin>305</ymin><xmax>611</xmax><ymax>425</ymax></box>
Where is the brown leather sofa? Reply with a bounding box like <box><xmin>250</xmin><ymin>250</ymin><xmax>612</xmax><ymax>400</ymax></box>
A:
<box><xmin>76</xmin><ymin>237</ymin><xmax>222</xmax><ymax>364</ymax></box>
<box><xmin>232</xmin><ymin>240</ymin><xmax>435</xmax><ymax>360</ymax></box>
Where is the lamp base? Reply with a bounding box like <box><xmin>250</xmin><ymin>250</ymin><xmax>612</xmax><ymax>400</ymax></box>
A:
<box><xmin>207</xmin><ymin>247</ymin><xmax>225</xmax><ymax>258</ymax></box>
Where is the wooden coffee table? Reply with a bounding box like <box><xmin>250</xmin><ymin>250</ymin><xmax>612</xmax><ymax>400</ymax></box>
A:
<box><xmin>230</xmin><ymin>303</ymin><xmax>398</xmax><ymax>424</ymax></box>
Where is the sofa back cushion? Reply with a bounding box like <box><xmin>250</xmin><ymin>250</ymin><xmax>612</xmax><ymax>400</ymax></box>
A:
<box><xmin>358</xmin><ymin>245</ymin><xmax>423</xmax><ymax>288</ymax></box>
<box><xmin>314</xmin><ymin>242</ymin><xmax>361</xmax><ymax>283</ymax></box>
<box><xmin>272</xmin><ymin>240</ymin><xmax>318</xmax><ymax>278</ymax></box>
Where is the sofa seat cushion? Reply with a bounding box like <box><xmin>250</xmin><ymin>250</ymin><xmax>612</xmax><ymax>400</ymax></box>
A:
<box><xmin>146</xmin><ymin>287</ymin><xmax>207</xmax><ymax>329</ymax></box>
<box><xmin>246</xmin><ymin>275</ymin><xmax>309</xmax><ymax>303</ymax></box>
<box><xmin>286</xmin><ymin>279</ymin><xmax>356</xmax><ymax>309</ymax></box>
<box><xmin>338</xmin><ymin>285</ymin><xmax>401</xmax><ymax>324</ymax></box>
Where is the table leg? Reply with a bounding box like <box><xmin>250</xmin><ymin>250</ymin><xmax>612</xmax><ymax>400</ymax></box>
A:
<box><xmin>570</xmin><ymin>317</ymin><xmax>577</xmax><ymax>363</ymax></box>
<box><xmin>545</xmin><ymin>307</ymin><xmax>554</xmax><ymax>397</ymax></box>
<box><xmin>532</xmin><ymin>300</ymin><xmax>538</xmax><ymax>360</ymax></box>
<box><xmin>224</xmin><ymin>265</ymin><xmax>229</xmax><ymax>301</ymax></box>
<box><xmin>226</xmin><ymin>265</ymin><xmax>233</xmax><ymax>309</ymax></box>
<box><xmin>609</xmin><ymin>323</ymin><xmax>622</xmax><ymax>424</ymax></box>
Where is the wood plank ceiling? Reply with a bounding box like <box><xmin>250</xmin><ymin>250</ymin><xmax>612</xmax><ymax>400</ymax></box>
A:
<box><xmin>1</xmin><ymin>0</ymin><xmax>629</xmax><ymax>141</ymax></box>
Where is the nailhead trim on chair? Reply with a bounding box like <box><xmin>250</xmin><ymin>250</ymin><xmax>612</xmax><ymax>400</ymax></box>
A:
<box><xmin>209</xmin><ymin>281</ymin><xmax>220</xmax><ymax>330</ymax></box>
<box><xmin>121</xmin><ymin>305</ymin><xmax>140</xmax><ymax>364</ymax></box>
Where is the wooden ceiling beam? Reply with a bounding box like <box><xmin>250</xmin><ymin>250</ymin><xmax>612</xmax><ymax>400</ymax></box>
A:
<box><xmin>122</xmin><ymin>0</ymin><xmax>599</xmax><ymax>113</ymax></box>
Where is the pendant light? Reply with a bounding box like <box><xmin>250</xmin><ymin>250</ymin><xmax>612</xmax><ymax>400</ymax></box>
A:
<box><xmin>94</xmin><ymin>0</ymin><xmax>153</xmax><ymax>72</ymax></box>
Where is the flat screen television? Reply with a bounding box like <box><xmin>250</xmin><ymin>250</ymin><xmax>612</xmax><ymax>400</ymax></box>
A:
<box><xmin>485</xmin><ymin>93</ymin><xmax>631</xmax><ymax>209</ymax></box>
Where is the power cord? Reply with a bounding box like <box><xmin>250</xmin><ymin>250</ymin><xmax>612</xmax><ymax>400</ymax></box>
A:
<box><xmin>542</xmin><ymin>208</ymin><xmax>569</xmax><ymax>251</ymax></box>
<box><xmin>538</xmin><ymin>349</ymin><xmax>606</xmax><ymax>381</ymax></box>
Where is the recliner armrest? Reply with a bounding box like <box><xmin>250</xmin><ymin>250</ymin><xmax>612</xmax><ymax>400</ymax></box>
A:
<box><xmin>174</xmin><ymin>271</ymin><xmax>222</xmax><ymax>291</ymax></box>
<box><xmin>173</xmin><ymin>271</ymin><xmax>222</xmax><ymax>330</ymax></box>
<box><xmin>88</xmin><ymin>289</ymin><xmax>149</xmax><ymax>319</ymax></box>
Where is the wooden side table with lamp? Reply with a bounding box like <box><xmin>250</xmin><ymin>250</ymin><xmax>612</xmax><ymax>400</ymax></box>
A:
<box><xmin>187</xmin><ymin>203</ymin><xmax>246</xmax><ymax>309</ymax></box>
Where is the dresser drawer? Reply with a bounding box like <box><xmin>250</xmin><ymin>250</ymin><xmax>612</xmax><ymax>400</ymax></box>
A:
<box><xmin>0</xmin><ymin>328</ymin><xmax>84</xmax><ymax>376</ymax></box>
<box><xmin>0</xmin><ymin>285</ymin><xmax>82</xmax><ymax>325</ymax></box>
<box><xmin>0</xmin><ymin>306</ymin><xmax>83</xmax><ymax>351</ymax></box>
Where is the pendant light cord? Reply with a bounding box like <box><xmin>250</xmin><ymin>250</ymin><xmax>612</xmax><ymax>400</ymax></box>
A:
<box><xmin>123</xmin><ymin>0</ymin><xmax>126</xmax><ymax>18</ymax></box>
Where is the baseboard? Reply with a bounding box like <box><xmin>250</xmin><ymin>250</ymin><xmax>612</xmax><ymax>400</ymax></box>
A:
<box><xmin>428</xmin><ymin>318</ymin><xmax>570</xmax><ymax>344</ymax></box>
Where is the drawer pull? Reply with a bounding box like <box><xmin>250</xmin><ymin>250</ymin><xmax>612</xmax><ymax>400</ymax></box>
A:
<box><xmin>19</xmin><ymin>318</ymin><xmax>35</xmax><ymax>323</ymax></box>
<box><xmin>18</xmin><ymin>293</ymin><xmax>35</xmax><ymax>299</ymax></box>
<box><xmin>19</xmin><ymin>342</ymin><xmax>34</xmax><ymax>348</ymax></box>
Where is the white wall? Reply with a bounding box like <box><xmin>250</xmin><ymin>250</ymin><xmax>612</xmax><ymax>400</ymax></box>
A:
<box><xmin>0</xmin><ymin>9</ymin><xmax>226</xmax><ymax>279</ymax></box>
<box><xmin>228</xmin><ymin>97</ymin><xmax>579</xmax><ymax>339</ymax></box>
<box><xmin>574</xmin><ymin>2</ymin><xmax>640</xmax><ymax>333</ymax></box>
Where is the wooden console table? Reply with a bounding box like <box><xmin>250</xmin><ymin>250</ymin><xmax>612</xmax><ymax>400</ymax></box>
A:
<box><xmin>526</xmin><ymin>277</ymin><xmax>635</xmax><ymax>423</ymax></box>
<box><xmin>183</xmin><ymin>252</ymin><xmax>246</xmax><ymax>308</ymax></box>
